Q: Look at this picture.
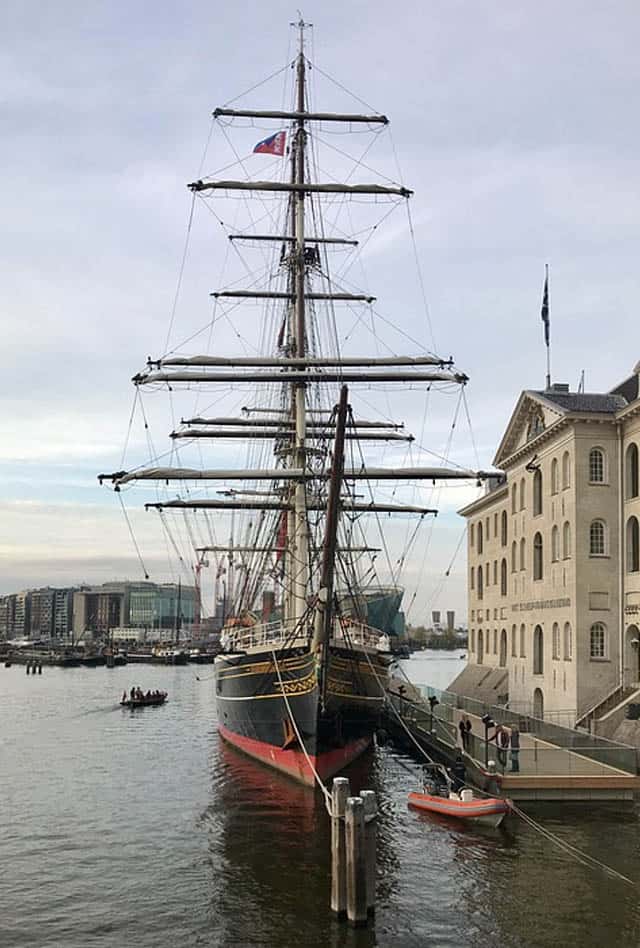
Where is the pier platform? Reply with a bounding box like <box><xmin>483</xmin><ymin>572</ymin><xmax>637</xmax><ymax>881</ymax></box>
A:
<box><xmin>383</xmin><ymin>678</ymin><xmax>640</xmax><ymax>801</ymax></box>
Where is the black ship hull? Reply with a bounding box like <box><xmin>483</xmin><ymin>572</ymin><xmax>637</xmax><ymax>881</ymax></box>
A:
<box><xmin>215</xmin><ymin>645</ymin><xmax>389</xmax><ymax>785</ymax></box>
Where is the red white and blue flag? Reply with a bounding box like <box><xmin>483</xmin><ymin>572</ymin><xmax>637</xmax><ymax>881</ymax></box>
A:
<box><xmin>253</xmin><ymin>131</ymin><xmax>286</xmax><ymax>156</ymax></box>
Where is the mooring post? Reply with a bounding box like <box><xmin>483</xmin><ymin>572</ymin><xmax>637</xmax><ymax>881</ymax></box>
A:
<box><xmin>330</xmin><ymin>777</ymin><xmax>350</xmax><ymax>917</ymax></box>
<box><xmin>360</xmin><ymin>790</ymin><xmax>377</xmax><ymax>915</ymax></box>
<box><xmin>345</xmin><ymin>796</ymin><xmax>367</xmax><ymax>927</ymax></box>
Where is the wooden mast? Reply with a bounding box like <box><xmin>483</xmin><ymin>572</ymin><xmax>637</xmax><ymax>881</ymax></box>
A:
<box><xmin>291</xmin><ymin>16</ymin><xmax>310</xmax><ymax>626</ymax></box>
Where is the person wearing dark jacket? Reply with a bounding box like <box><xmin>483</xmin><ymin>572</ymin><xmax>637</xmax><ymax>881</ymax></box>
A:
<box><xmin>458</xmin><ymin>718</ymin><xmax>467</xmax><ymax>749</ymax></box>
<box><xmin>510</xmin><ymin>727</ymin><xmax>521</xmax><ymax>772</ymax></box>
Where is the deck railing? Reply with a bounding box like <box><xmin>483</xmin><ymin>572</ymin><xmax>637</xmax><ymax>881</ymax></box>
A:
<box><xmin>221</xmin><ymin>616</ymin><xmax>389</xmax><ymax>654</ymax></box>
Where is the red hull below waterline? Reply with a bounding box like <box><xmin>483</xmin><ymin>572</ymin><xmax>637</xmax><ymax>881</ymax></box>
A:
<box><xmin>219</xmin><ymin>724</ymin><xmax>371</xmax><ymax>786</ymax></box>
<box><xmin>408</xmin><ymin>791</ymin><xmax>510</xmax><ymax>826</ymax></box>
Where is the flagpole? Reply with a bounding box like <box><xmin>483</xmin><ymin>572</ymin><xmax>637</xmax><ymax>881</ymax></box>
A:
<box><xmin>542</xmin><ymin>263</ymin><xmax>551</xmax><ymax>390</ymax></box>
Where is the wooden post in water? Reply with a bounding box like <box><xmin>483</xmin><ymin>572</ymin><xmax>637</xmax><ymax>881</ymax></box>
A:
<box><xmin>330</xmin><ymin>776</ymin><xmax>349</xmax><ymax>917</ymax></box>
<box><xmin>345</xmin><ymin>796</ymin><xmax>367</xmax><ymax>927</ymax></box>
<box><xmin>360</xmin><ymin>790</ymin><xmax>377</xmax><ymax>915</ymax></box>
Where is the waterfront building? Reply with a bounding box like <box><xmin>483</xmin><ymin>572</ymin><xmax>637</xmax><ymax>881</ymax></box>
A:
<box><xmin>0</xmin><ymin>595</ymin><xmax>16</xmax><ymax>639</ymax></box>
<box><xmin>30</xmin><ymin>587</ymin><xmax>55</xmax><ymax>639</ymax></box>
<box><xmin>13</xmin><ymin>591</ymin><xmax>31</xmax><ymax>639</ymax></box>
<box><xmin>455</xmin><ymin>363</ymin><xmax>640</xmax><ymax>726</ymax></box>
<box><xmin>72</xmin><ymin>581</ymin><xmax>197</xmax><ymax>640</ymax></box>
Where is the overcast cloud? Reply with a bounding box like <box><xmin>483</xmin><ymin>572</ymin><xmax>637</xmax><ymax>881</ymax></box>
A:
<box><xmin>1</xmin><ymin>1</ymin><xmax>639</xmax><ymax>623</ymax></box>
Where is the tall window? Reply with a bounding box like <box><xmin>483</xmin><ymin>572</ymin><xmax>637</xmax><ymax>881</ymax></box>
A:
<box><xmin>511</xmin><ymin>624</ymin><xmax>517</xmax><ymax>657</ymax></box>
<box><xmin>478</xmin><ymin>630</ymin><xmax>484</xmax><ymax>664</ymax></box>
<box><xmin>551</xmin><ymin>457</ymin><xmax>559</xmax><ymax>494</ymax></box>
<box><xmin>563</xmin><ymin>521</ymin><xmax>571</xmax><ymax>559</ymax></box>
<box><xmin>511</xmin><ymin>483</ymin><xmax>517</xmax><ymax>514</ymax></box>
<box><xmin>520</xmin><ymin>623</ymin><xmax>526</xmax><ymax>658</ymax></box>
<box><xmin>551</xmin><ymin>525</ymin><xmax>559</xmax><ymax>562</ymax></box>
<box><xmin>477</xmin><ymin>521</ymin><xmax>483</xmax><ymax>555</ymax></box>
<box><xmin>627</xmin><ymin>517</ymin><xmax>640</xmax><ymax>573</ymax></box>
<box><xmin>563</xmin><ymin>622</ymin><xmax>572</xmax><ymax>661</ymax></box>
<box><xmin>501</xmin><ymin>510</ymin><xmax>508</xmax><ymax>547</ymax></box>
<box><xmin>519</xmin><ymin>477</ymin><xmax>526</xmax><ymax>510</ymax></box>
<box><xmin>500</xmin><ymin>558</ymin><xmax>507</xmax><ymax>596</ymax></box>
<box><xmin>533</xmin><ymin>532</ymin><xmax>543</xmax><ymax>580</ymax></box>
<box><xmin>590</xmin><ymin>520</ymin><xmax>606</xmax><ymax>556</ymax></box>
<box><xmin>470</xmin><ymin>523</ymin><xmax>475</xmax><ymax>548</ymax></box>
<box><xmin>494</xmin><ymin>512</ymin><xmax>498</xmax><ymax>536</ymax></box>
<box><xmin>511</xmin><ymin>540</ymin><xmax>517</xmax><ymax>573</ymax></box>
<box><xmin>590</xmin><ymin>622</ymin><xmax>607</xmax><ymax>659</ymax></box>
<box><xmin>493</xmin><ymin>628</ymin><xmax>498</xmax><ymax>654</ymax></box>
<box><xmin>493</xmin><ymin>560</ymin><xmax>498</xmax><ymax>585</ymax></box>
<box><xmin>486</xmin><ymin>517</ymin><xmax>490</xmax><ymax>540</ymax></box>
<box><xmin>477</xmin><ymin>565</ymin><xmax>484</xmax><ymax>599</ymax></box>
<box><xmin>533</xmin><ymin>625</ymin><xmax>544</xmax><ymax>674</ymax></box>
<box><xmin>589</xmin><ymin>447</ymin><xmax>605</xmax><ymax>483</ymax></box>
<box><xmin>520</xmin><ymin>537</ymin><xmax>526</xmax><ymax>571</ymax></box>
<box><xmin>499</xmin><ymin>629</ymin><xmax>507</xmax><ymax>667</ymax></box>
<box><xmin>533</xmin><ymin>469</ymin><xmax>543</xmax><ymax>516</ymax></box>
<box><xmin>552</xmin><ymin>622</ymin><xmax>560</xmax><ymax>659</ymax></box>
<box><xmin>470</xmin><ymin>629</ymin><xmax>475</xmax><ymax>652</ymax></box>
<box><xmin>470</xmin><ymin>566</ymin><xmax>475</xmax><ymax>590</ymax></box>
<box><xmin>626</xmin><ymin>443</ymin><xmax>639</xmax><ymax>499</ymax></box>
<box><xmin>562</xmin><ymin>451</ymin><xmax>571</xmax><ymax>489</ymax></box>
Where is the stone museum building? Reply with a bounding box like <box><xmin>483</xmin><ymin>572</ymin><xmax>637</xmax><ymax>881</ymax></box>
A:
<box><xmin>454</xmin><ymin>362</ymin><xmax>640</xmax><ymax>727</ymax></box>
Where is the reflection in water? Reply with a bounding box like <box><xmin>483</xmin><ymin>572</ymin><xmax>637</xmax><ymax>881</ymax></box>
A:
<box><xmin>0</xmin><ymin>656</ymin><xmax>639</xmax><ymax>948</ymax></box>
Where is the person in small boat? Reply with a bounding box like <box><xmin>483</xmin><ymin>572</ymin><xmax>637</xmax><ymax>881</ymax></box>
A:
<box><xmin>130</xmin><ymin>686</ymin><xmax>136</xmax><ymax>701</ymax></box>
<box><xmin>450</xmin><ymin>754</ymin><xmax>466</xmax><ymax>792</ymax></box>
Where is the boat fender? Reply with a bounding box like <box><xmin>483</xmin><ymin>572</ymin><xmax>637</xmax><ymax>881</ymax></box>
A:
<box><xmin>460</xmin><ymin>788</ymin><xmax>473</xmax><ymax>803</ymax></box>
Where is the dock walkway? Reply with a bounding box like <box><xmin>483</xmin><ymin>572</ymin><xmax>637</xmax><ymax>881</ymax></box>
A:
<box><xmin>384</xmin><ymin>678</ymin><xmax>640</xmax><ymax>801</ymax></box>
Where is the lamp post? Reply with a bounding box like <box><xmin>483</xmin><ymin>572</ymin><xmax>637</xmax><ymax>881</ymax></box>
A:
<box><xmin>481</xmin><ymin>713</ymin><xmax>495</xmax><ymax>768</ymax></box>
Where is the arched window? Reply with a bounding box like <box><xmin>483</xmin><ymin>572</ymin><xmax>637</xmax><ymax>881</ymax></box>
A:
<box><xmin>590</xmin><ymin>622</ymin><xmax>607</xmax><ymax>659</ymax></box>
<box><xmin>590</xmin><ymin>520</ymin><xmax>606</xmax><ymax>556</ymax></box>
<box><xmin>533</xmin><ymin>625</ymin><xmax>544</xmax><ymax>675</ymax></box>
<box><xmin>533</xmin><ymin>532</ymin><xmax>543</xmax><ymax>580</ymax></box>
<box><xmin>627</xmin><ymin>517</ymin><xmax>640</xmax><ymax>573</ymax></box>
<box><xmin>477</xmin><ymin>565</ymin><xmax>484</xmax><ymax>599</ymax></box>
<box><xmin>511</xmin><ymin>540</ymin><xmax>517</xmax><ymax>573</ymax></box>
<box><xmin>533</xmin><ymin>469</ymin><xmax>543</xmax><ymax>516</ymax></box>
<box><xmin>477</xmin><ymin>521</ymin><xmax>483</xmax><ymax>555</ymax></box>
<box><xmin>511</xmin><ymin>624</ymin><xmax>517</xmax><ymax>657</ymax></box>
<box><xmin>470</xmin><ymin>523</ymin><xmax>475</xmax><ymax>548</ymax></box>
<box><xmin>519</xmin><ymin>478</ymin><xmax>526</xmax><ymax>510</ymax></box>
<box><xmin>520</xmin><ymin>537</ymin><xmax>526</xmax><ymax>571</ymax></box>
<box><xmin>562</xmin><ymin>451</ymin><xmax>571</xmax><ymax>489</ymax></box>
<box><xmin>493</xmin><ymin>560</ymin><xmax>498</xmax><ymax>585</ymax></box>
<box><xmin>493</xmin><ymin>628</ymin><xmax>498</xmax><ymax>654</ymax></box>
<box><xmin>499</xmin><ymin>629</ymin><xmax>507</xmax><ymax>667</ymax></box>
<box><xmin>500</xmin><ymin>558</ymin><xmax>507</xmax><ymax>596</ymax></box>
<box><xmin>563</xmin><ymin>622</ymin><xmax>572</xmax><ymax>661</ymax></box>
<box><xmin>552</xmin><ymin>622</ymin><xmax>560</xmax><ymax>659</ymax></box>
<box><xmin>477</xmin><ymin>629</ymin><xmax>484</xmax><ymax>664</ymax></box>
<box><xmin>470</xmin><ymin>566</ymin><xmax>475</xmax><ymax>590</ymax></box>
<box><xmin>486</xmin><ymin>517</ymin><xmax>490</xmax><ymax>540</ymax></box>
<box><xmin>519</xmin><ymin>623</ymin><xmax>526</xmax><ymax>658</ymax></box>
<box><xmin>501</xmin><ymin>510</ymin><xmax>508</xmax><ymax>547</ymax></box>
<box><xmin>563</xmin><ymin>521</ymin><xmax>571</xmax><ymax>559</ymax></box>
<box><xmin>470</xmin><ymin>629</ymin><xmax>475</xmax><ymax>653</ymax></box>
<box><xmin>486</xmin><ymin>562</ymin><xmax>490</xmax><ymax>585</ymax></box>
<box><xmin>551</xmin><ymin>457</ymin><xmax>558</xmax><ymax>495</ymax></box>
<box><xmin>626</xmin><ymin>443</ymin><xmax>639</xmax><ymax>499</ymax></box>
<box><xmin>511</xmin><ymin>483</ymin><xmax>517</xmax><ymax>514</ymax></box>
<box><xmin>551</xmin><ymin>525</ymin><xmax>559</xmax><ymax>562</ymax></box>
<box><xmin>589</xmin><ymin>447</ymin><xmax>605</xmax><ymax>483</ymax></box>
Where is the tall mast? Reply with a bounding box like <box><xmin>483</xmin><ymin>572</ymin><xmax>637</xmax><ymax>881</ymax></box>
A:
<box><xmin>291</xmin><ymin>17</ymin><xmax>310</xmax><ymax>625</ymax></box>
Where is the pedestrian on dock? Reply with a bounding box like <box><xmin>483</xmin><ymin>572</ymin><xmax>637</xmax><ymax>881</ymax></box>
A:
<box><xmin>464</xmin><ymin>717</ymin><xmax>472</xmax><ymax>747</ymax></box>
<box><xmin>510</xmin><ymin>727</ymin><xmax>520</xmax><ymax>773</ymax></box>
<box><xmin>496</xmin><ymin>726</ymin><xmax>510</xmax><ymax>769</ymax></box>
<box><xmin>458</xmin><ymin>718</ymin><xmax>467</xmax><ymax>749</ymax></box>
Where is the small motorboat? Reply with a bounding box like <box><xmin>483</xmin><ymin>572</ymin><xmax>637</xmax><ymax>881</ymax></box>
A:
<box><xmin>408</xmin><ymin>789</ymin><xmax>510</xmax><ymax>827</ymax></box>
<box><xmin>120</xmin><ymin>691</ymin><xmax>168</xmax><ymax>708</ymax></box>
<box><xmin>408</xmin><ymin>764</ymin><xmax>510</xmax><ymax>827</ymax></box>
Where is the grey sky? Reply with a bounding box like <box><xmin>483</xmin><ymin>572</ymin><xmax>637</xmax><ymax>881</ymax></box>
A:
<box><xmin>2</xmin><ymin>1</ymin><xmax>639</xmax><ymax>622</ymax></box>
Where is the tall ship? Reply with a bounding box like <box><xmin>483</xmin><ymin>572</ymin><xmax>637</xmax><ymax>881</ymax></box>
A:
<box><xmin>100</xmin><ymin>20</ymin><xmax>479</xmax><ymax>785</ymax></box>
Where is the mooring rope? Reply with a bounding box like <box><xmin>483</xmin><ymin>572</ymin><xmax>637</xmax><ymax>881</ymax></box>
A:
<box><xmin>271</xmin><ymin>649</ymin><xmax>333</xmax><ymax>816</ymax></box>
<box><xmin>365</xmin><ymin>652</ymin><xmax>637</xmax><ymax>888</ymax></box>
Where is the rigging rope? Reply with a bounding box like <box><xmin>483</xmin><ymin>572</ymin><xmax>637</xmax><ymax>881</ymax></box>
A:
<box><xmin>118</xmin><ymin>494</ymin><xmax>149</xmax><ymax>580</ymax></box>
<box><xmin>270</xmin><ymin>648</ymin><xmax>333</xmax><ymax>816</ymax></box>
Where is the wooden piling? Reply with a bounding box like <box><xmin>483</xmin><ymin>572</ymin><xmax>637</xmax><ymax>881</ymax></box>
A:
<box><xmin>345</xmin><ymin>796</ymin><xmax>367</xmax><ymax>927</ymax></box>
<box><xmin>330</xmin><ymin>776</ymin><xmax>349</xmax><ymax>917</ymax></box>
<box><xmin>360</xmin><ymin>790</ymin><xmax>377</xmax><ymax>915</ymax></box>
